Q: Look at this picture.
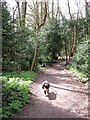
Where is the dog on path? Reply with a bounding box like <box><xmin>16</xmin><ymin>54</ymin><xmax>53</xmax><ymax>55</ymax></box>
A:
<box><xmin>42</xmin><ymin>80</ymin><xmax>50</xmax><ymax>96</ymax></box>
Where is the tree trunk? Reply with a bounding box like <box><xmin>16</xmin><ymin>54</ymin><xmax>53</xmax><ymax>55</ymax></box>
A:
<box><xmin>67</xmin><ymin>0</ymin><xmax>73</xmax><ymax>63</ymax></box>
<box><xmin>52</xmin><ymin>0</ymin><xmax>54</xmax><ymax>19</ymax></box>
<box><xmin>85</xmin><ymin>1</ymin><xmax>90</xmax><ymax>34</ymax></box>
<box><xmin>41</xmin><ymin>0</ymin><xmax>43</xmax><ymax>23</ymax></box>
<box><xmin>31</xmin><ymin>29</ymin><xmax>38</xmax><ymax>71</ymax></box>
<box><xmin>68</xmin><ymin>42</ymin><xmax>71</xmax><ymax>63</ymax></box>
<box><xmin>65</xmin><ymin>40</ymin><xmax>68</xmax><ymax>65</ymax></box>
<box><xmin>22</xmin><ymin>1</ymin><xmax>27</xmax><ymax>26</ymax></box>
<box><xmin>12</xmin><ymin>7</ymin><xmax>17</xmax><ymax>29</ymax></box>
<box><xmin>16</xmin><ymin>1</ymin><xmax>21</xmax><ymax>27</ymax></box>
<box><xmin>47</xmin><ymin>1</ymin><xmax>50</xmax><ymax>19</ymax></box>
<box><xmin>30</xmin><ymin>1</ymin><xmax>47</xmax><ymax>71</ymax></box>
<box><xmin>67</xmin><ymin>0</ymin><xmax>72</xmax><ymax>20</ymax></box>
<box><xmin>73</xmin><ymin>25</ymin><xmax>76</xmax><ymax>53</ymax></box>
<box><xmin>68</xmin><ymin>25</ymin><xmax>76</xmax><ymax>63</ymax></box>
<box><xmin>56</xmin><ymin>0</ymin><xmax>59</xmax><ymax>19</ymax></box>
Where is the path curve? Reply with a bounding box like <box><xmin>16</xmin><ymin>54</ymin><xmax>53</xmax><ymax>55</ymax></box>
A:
<box><xmin>14</xmin><ymin>62</ymin><xmax>89</xmax><ymax>118</ymax></box>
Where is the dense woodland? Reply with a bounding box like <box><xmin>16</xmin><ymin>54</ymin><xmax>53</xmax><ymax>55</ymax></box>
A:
<box><xmin>1</xmin><ymin>0</ymin><xmax>90</xmax><ymax>118</ymax></box>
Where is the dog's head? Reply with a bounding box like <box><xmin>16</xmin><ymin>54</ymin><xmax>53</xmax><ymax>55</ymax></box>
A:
<box><xmin>42</xmin><ymin>80</ymin><xmax>50</xmax><ymax>89</ymax></box>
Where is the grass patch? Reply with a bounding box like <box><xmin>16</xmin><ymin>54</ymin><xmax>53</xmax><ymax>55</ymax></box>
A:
<box><xmin>1</xmin><ymin>71</ymin><xmax>36</xmax><ymax>118</ymax></box>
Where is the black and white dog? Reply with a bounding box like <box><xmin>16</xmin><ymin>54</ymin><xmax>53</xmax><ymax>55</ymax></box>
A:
<box><xmin>42</xmin><ymin>80</ymin><xmax>50</xmax><ymax>96</ymax></box>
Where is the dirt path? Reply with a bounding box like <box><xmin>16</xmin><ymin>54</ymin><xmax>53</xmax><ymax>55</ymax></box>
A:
<box><xmin>14</xmin><ymin>62</ymin><xmax>89</xmax><ymax>118</ymax></box>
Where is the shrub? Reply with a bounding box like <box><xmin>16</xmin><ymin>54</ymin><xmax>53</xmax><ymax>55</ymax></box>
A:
<box><xmin>1</xmin><ymin>71</ymin><xmax>36</xmax><ymax>118</ymax></box>
<box><xmin>72</xmin><ymin>37</ymin><xmax>88</xmax><ymax>76</ymax></box>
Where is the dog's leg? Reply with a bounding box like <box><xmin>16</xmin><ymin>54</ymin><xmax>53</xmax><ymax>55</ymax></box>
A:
<box><xmin>46</xmin><ymin>89</ymin><xmax>49</xmax><ymax>96</ymax></box>
<box><xmin>44</xmin><ymin>90</ymin><xmax>46</xmax><ymax>95</ymax></box>
<box><xmin>47</xmin><ymin>89</ymin><xmax>49</xmax><ymax>94</ymax></box>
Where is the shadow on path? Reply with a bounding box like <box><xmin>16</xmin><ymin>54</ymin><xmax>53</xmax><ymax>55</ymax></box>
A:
<box><xmin>51</xmin><ymin>85</ymin><xmax>89</xmax><ymax>95</ymax></box>
<box><xmin>13</xmin><ymin>62</ymin><xmax>88</xmax><ymax>118</ymax></box>
<box><xmin>14</xmin><ymin>93</ymin><xmax>80</xmax><ymax>118</ymax></box>
<box><xmin>48</xmin><ymin>91</ymin><xmax>57</xmax><ymax>100</ymax></box>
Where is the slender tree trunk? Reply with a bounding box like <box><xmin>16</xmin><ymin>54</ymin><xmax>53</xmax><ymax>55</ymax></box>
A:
<box><xmin>68</xmin><ymin>42</ymin><xmax>71</xmax><ymax>63</ymax></box>
<box><xmin>16</xmin><ymin>1</ymin><xmax>21</xmax><ymax>27</ymax></box>
<box><xmin>56</xmin><ymin>0</ymin><xmax>59</xmax><ymax>19</ymax></box>
<box><xmin>67</xmin><ymin>0</ymin><xmax>72</xmax><ymax>20</ymax></box>
<box><xmin>85</xmin><ymin>1</ymin><xmax>90</xmax><ymax>34</ymax></box>
<box><xmin>12</xmin><ymin>7</ymin><xmax>17</xmax><ymax>29</ymax></box>
<box><xmin>52</xmin><ymin>0</ymin><xmax>54</xmax><ymax>19</ymax></box>
<box><xmin>68</xmin><ymin>25</ymin><xmax>76</xmax><ymax>63</ymax></box>
<box><xmin>67</xmin><ymin>0</ymin><xmax>73</xmax><ymax>63</ymax></box>
<box><xmin>41</xmin><ymin>0</ymin><xmax>43</xmax><ymax>23</ymax></box>
<box><xmin>65</xmin><ymin>40</ymin><xmax>68</xmax><ymax>65</ymax></box>
<box><xmin>30</xmin><ymin>1</ymin><xmax>47</xmax><ymax>71</ymax></box>
<box><xmin>47</xmin><ymin>1</ymin><xmax>50</xmax><ymax>19</ymax></box>
<box><xmin>31</xmin><ymin>29</ymin><xmax>38</xmax><ymax>71</ymax></box>
<box><xmin>73</xmin><ymin>25</ymin><xmax>76</xmax><ymax>53</ymax></box>
<box><xmin>22</xmin><ymin>1</ymin><xmax>27</xmax><ymax>26</ymax></box>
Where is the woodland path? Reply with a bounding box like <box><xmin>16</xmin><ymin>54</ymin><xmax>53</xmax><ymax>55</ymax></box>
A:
<box><xmin>14</xmin><ymin>62</ymin><xmax>89</xmax><ymax>118</ymax></box>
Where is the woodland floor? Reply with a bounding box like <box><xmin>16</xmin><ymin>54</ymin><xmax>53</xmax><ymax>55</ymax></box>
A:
<box><xmin>14</xmin><ymin>61</ymin><xmax>89</xmax><ymax>118</ymax></box>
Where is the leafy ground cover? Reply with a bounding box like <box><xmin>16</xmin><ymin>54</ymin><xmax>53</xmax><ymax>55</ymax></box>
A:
<box><xmin>1</xmin><ymin>71</ymin><xmax>36</xmax><ymax>118</ymax></box>
<box><xmin>66</xmin><ymin>65</ymin><xmax>88</xmax><ymax>82</ymax></box>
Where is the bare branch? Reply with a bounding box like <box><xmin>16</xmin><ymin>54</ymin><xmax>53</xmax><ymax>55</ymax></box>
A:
<box><xmin>39</xmin><ymin>2</ymin><xmax>47</xmax><ymax>29</ymax></box>
<box><xmin>15</xmin><ymin>0</ymin><xmax>21</xmax><ymax>26</ymax></box>
<box><xmin>67</xmin><ymin>0</ymin><xmax>72</xmax><ymax>20</ymax></box>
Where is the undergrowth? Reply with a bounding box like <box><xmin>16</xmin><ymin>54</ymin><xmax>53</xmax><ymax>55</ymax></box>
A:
<box><xmin>1</xmin><ymin>71</ymin><xmax>36</xmax><ymax>118</ymax></box>
<box><xmin>66</xmin><ymin>65</ymin><xmax>88</xmax><ymax>82</ymax></box>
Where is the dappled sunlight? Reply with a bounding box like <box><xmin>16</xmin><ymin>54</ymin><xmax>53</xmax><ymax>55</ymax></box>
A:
<box><xmin>72</xmin><ymin>77</ymin><xmax>80</xmax><ymax>80</ymax></box>
<box><xmin>58</xmin><ymin>69</ymin><xmax>68</xmax><ymax>74</ymax></box>
<box><xmin>56</xmin><ymin>64</ymin><xmax>60</xmax><ymax>67</ymax></box>
<box><xmin>44</xmin><ymin>66</ymin><xmax>74</xmax><ymax>77</ymax></box>
<box><xmin>45</xmin><ymin>68</ymin><xmax>60</xmax><ymax>75</ymax></box>
<box><xmin>56</xmin><ymin>77</ymin><xmax>69</xmax><ymax>80</ymax></box>
<box><xmin>15</xmin><ymin>94</ymin><xmax>80</xmax><ymax>118</ymax></box>
<box><xmin>3</xmin><ymin>0</ymin><xmax>89</xmax><ymax>118</ymax></box>
<box><xmin>28</xmin><ymin>79</ymin><xmax>88</xmax><ymax>118</ymax></box>
<box><xmin>27</xmin><ymin>85</ymin><xmax>88</xmax><ymax>118</ymax></box>
<box><xmin>14</xmin><ymin>63</ymin><xmax>88</xmax><ymax>118</ymax></box>
<box><xmin>56</xmin><ymin>76</ymin><xmax>61</xmax><ymax>79</ymax></box>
